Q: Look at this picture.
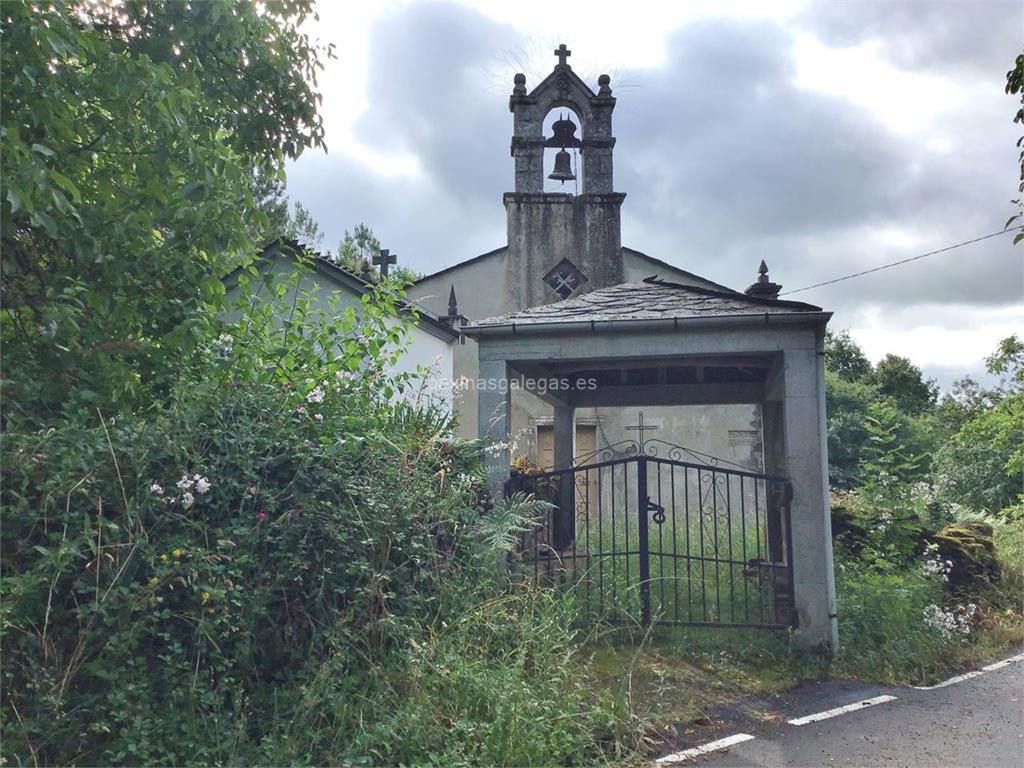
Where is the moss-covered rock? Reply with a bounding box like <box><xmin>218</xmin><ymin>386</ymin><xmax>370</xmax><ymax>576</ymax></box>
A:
<box><xmin>932</xmin><ymin>522</ymin><xmax>1001</xmax><ymax>592</ymax></box>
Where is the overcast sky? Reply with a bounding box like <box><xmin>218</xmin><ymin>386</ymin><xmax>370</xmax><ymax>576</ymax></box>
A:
<box><xmin>285</xmin><ymin>0</ymin><xmax>1023</xmax><ymax>389</ymax></box>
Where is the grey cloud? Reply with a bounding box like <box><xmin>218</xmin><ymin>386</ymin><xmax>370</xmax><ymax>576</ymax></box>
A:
<box><xmin>611</xmin><ymin>16</ymin><xmax>1022</xmax><ymax>313</ymax></box>
<box><xmin>356</xmin><ymin>2</ymin><xmax>521</xmax><ymax>203</ymax></box>
<box><xmin>799</xmin><ymin>0</ymin><xmax>1022</xmax><ymax>76</ymax></box>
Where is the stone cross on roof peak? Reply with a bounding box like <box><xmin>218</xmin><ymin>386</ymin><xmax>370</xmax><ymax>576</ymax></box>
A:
<box><xmin>373</xmin><ymin>248</ymin><xmax>396</xmax><ymax>278</ymax></box>
<box><xmin>554</xmin><ymin>44</ymin><xmax>571</xmax><ymax>67</ymax></box>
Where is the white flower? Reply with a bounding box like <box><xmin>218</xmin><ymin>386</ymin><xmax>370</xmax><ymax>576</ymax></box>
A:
<box><xmin>194</xmin><ymin>476</ymin><xmax>211</xmax><ymax>495</ymax></box>
<box><xmin>214</xmin><ymin>333</ymin><xmax>233</xmax><ymax>357</ymax></box>
<box><xmin>335</xmin><ymin>370</ymin><xmax>354</xmax><ymax>382</ymax></box>
<box><xmin>36</xmin><ymin>320</ymin><xmax>58</xmax><ymax>337</ymax></box>
<box><xmin>176</xmin><ymin>476</ymin><xmax>194</xmax><ymax>492</ymax></box>
<box><xmin>181</xmin><ymin>492</ymin><xmax>195</xmax><ymax>509</ymax></box>
<box><xmin>314</xmin><ymin>413</ymin><xmax>324</xmax><ymax>422</ymax></box>
<box><xmin>149</xmin><ymin>483</ymin><xmax>164</xmax><ymax>496</ymax></box>
<box><xmin>306</xmin><ymin>385</ymin><xmax>325</xmax><ymax>404</ymax></box>
<box><xmin>923</xmin><ymin>557</ymin><xmax>953</xmax><ymax>580</ymax></box>
<box><xmin>923</xmin><ymin>603</ymin><xmax>975</xmax><ymax>640</ymax></box>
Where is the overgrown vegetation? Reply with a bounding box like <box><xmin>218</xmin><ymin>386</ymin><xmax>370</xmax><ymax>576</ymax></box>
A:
<box><xmin>820</xmin><ymin>329</ymin><xmax>1023</xmax><ymax>683</ymax></box>
<box><xmin>2</xmin><ymin>260</ymin><xmax>646</xmax><ymax>765</ymax></box>
<box><xmin>2</xmin><ymin>4</ymin><xmax>1022</xmax><ymax>765</ymax></box>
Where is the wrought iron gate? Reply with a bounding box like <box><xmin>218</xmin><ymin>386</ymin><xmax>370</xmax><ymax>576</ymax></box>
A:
<box><xmin>506</xmin><ymin>448</ymin><xmax>795</xmax><ymax>629</ymax></box>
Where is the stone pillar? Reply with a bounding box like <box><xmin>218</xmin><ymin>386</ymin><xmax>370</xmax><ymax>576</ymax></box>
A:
<box><xmin>553</xmin><ymin>404</ymin><xmax>574</xmax><ymax>470</ymax></box>
<box><xmin>552</xmin><ymin>404</ymin><xmax>576</xmax><ymax>549</ymax></box>
<box><xmin>781</xmin><ymin>343</ymin><xmax>838</xmax><ymax>651</ymax></box>
<box><xmin>478</xmin><ymin>359</ymin><xmax>511</xmax><ymax>498</ymax></box>
<box><xmin>760</xmin><ymin>400</ymin><xmax>787</xmax><ymax>565</ymax></box>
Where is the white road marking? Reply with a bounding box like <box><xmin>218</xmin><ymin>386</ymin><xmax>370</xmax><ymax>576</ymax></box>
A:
<box><xmin>982</xmin><ymin>652</ymin><xmax>1024</xmax><ymax>672</ymax></box>
<box><xmin>656</xmin><ymin>733</ymin><xmax>756</xmax><ymax>764</ymax></box>
<box><xmin>915</xmin><ymin>653</ymin><xmax>1024</xmax><ymax>690</ymax></box>
<box><xmin>654</xmin><ymin>653</ymin><xmax>1022</xmax><ymax>762</ymax></box>
<box><xmin>914</xmin><ymin>670</ymin><xmax>985</xmax><ymax>690</ymax></box>
<box><xmin>787</xmin><ymin>695</ymin><xmax>897</xmax><ymax>726</ymax></box>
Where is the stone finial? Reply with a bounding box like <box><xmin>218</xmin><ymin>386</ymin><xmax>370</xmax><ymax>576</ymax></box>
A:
<box><xmin>447</xmin><ymin>284</ymin><xmax>459</xmax><ymax>318</ymax></box>
<box><xmin>445</xmin><ymin>284</ymin><xmax>465</xmax><ymax>341</ymax></box>
<box><xmin>745</xmin><ymin>260</ymin><xmax>782</xmax><ymax>299</ymax></box>
<box><xmin>513</xmin><ymin>72</ymin><xmax>527</xmax><ymax>96</ymax></box>
<box><xmin>598</xmin><ymin>73</ymin><xmax>612</xmax><ymax>97</ymax></box>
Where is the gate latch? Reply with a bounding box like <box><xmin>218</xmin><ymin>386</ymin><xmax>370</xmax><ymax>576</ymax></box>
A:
<box><xmin>645</xmin><ymin>496</ymin><xmax>666</xmax><ymax>525</ymax></box>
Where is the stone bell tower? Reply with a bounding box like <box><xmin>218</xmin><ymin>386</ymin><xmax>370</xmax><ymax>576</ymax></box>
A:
<box><xmin>505</xmin><ymin>44</ymin><xmax>626</xmax><ymax>309</ymax></box>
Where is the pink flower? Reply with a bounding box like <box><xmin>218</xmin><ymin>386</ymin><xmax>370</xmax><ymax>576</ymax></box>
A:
<box><xmin>257</xmin><ymin>511</ymin><xmax>267</xmax><ymax>521</ymax></box>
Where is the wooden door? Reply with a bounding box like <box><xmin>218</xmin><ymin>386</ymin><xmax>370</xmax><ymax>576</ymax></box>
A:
<box><xmin>535</xmin><ymin>424</ymin><xmax>599</xmax><ymax>523</ymax></box>
<box><xmin>535</xmin><ymin>424</ymin><xmax>596</xmax><ymax>470</ymax></box>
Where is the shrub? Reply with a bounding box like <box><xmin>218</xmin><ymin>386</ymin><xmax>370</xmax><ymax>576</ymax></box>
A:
<box><xmin>1</xmin><ymin>374</ymin><xmax>473</xmax><ymax>764</ymax></box>
<box><xmin>832</xmin><ymin>564</ymin><xmax>973</xmax><ymax>683</ymax></box>
<box><xmin>1</xmin><ymin>266</ymin><xmax>642</xmax><ymax>765</ymax></box>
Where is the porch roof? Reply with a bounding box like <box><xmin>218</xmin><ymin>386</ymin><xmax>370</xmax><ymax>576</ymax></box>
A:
<box><xmin>464</xmin><ymin>277</ymin><xmax>824</xmax><ymax>333</ymax></box>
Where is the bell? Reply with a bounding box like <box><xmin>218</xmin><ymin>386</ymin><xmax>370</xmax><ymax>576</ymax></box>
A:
<box><xmin>548</xmin><ymin>148</ymin><xmax>575</xmax><ymax>183</ymax></box>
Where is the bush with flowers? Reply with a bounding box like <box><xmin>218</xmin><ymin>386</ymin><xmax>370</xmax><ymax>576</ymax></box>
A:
<box><xmin>1</xmin><ymin>258</ymin><xmax>640</xmax><ymax>765</ymax></box>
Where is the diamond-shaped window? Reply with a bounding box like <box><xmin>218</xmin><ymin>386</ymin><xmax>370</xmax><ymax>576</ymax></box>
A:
<box><xmin>543</xmin><ymin>259</ymin><xmax>588</xmax><ymax>299</ymax></box>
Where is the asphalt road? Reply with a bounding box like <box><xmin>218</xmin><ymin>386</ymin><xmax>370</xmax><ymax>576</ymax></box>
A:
<box><xmin>662</xmin><ymin>654</ymin><xmax>1023</xmax><ymax>768</ymax></box>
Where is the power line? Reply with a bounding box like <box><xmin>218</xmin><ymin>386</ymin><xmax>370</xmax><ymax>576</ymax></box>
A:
<box><xmin>779</xmin><ymin>227</ymin><xmax>1023</xmax><ymax>296</ymax></box>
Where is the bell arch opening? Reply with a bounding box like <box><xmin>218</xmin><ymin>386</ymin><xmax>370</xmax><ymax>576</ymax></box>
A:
<box><xmin>542</xmin><ymin>106</ymin><xmax>584</xmax><ymax>194</ymax></box>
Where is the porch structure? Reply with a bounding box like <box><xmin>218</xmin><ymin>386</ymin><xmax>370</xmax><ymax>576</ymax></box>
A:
<box><xmin>462</xmin><ymin>278</ymin><xmax>839</xmax><ymax>650</ymax></box>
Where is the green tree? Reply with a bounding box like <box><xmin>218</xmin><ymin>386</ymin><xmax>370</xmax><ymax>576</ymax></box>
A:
<box><xmin>859</xmin><ymin>399</ymin><xmax>925</xmax><ymax>486</ymax></box>
<box><xmin>1</xmin><ymin>0</ymin><xmax>326</xmax><ymax>421</ymax></box>
<box><xmin>870</xmin><ymin>354</ymin><xmax>939</xmax><ymax>416</ymax></box>
<box><xmin>935</xmin><ymin>336</ymin><xmax>1024</xmax><ymax>517</ymax></box>
<box><xmin>986</xmin><ymin>333</ymin><xmax>1024</xmax><ymax>391</ymax></box>
<box><xmin>337</xmin><ymin>222</ymin><xmax>382</xmax><ymax>272</ymax></box>
<box><xmin>251</xmin><ymin>166</ymin><xmax>290</xmax><ymax>240</ymax></box>
<box><xmin>924</xmin><ymin>335</ymin><xmax>1023</xmax><ymax>444</ymax></box>
<box><xmin>928</xmin><ymin>375</ymin><xmax>991</xmax><ymax>438</ymax></box>
<box><xmin>825</xmin><ymin>370</ymin><xmax>876</xmax><ymax>488</ymax></box>
<box><xmin>825</xmin><ymin>329</ymin><xmax>872</xmax><ymax>381</ymax></box>
<box><xmin>937</xmin><ymin>392</ymin><xmax>1024</xmax><ymax>517</ymax></box>
<box><xmin>335</xmin><ymin>223</ymin><xmax>421</xmax><ymax>282</ymax></box>
<box><xmin>252</xmin><ymin>172</ymin><xmax>327</xmax><ymax>251</ymax></box>
<box><xmin>284</xmin><ymin>201</ymin><xmax>326</xmax><ymax>250</ymax></box>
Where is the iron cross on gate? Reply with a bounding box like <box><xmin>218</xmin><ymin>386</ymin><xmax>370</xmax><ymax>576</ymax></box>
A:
<box><xmin>625</xmin><ymin>411</ymin><xmax>658</xmax><ymax>451</ymax></box>
<box><xmin>373</xmin><ymin>249</ymin><xmax>397</xmax><ymax>278</ymax></box>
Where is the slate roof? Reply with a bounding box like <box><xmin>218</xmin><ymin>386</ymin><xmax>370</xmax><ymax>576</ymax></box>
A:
<box><xmin>225</xmin><ymin>238</ymin><xmax>459</xmax><ymax>342</ymax></box>
<box><xmin>468</xmin><ymin>277</ymin><xmax>823</xmax><ymax>328</ymax></box>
